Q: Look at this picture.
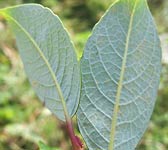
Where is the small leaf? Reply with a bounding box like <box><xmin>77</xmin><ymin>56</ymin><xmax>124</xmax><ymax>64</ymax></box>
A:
<box><xmin>0</xmin><ymin>4</ymin><xmax>80</xmax><ymax>121</ymax></box>
<box><xmin>77</xmin><ymin>0</ymin><xmax>161</xmax><ymax>150</ymax></box>
<box><xmin>38</xmin><ymin>141</ymin><xmax>60</xmax><ymax>150</ymax></box>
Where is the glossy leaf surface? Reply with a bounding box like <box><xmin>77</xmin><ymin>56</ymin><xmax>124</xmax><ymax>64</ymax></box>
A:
<box><xmin>77</xmin><ymin>0</ymin><xmax>161</xmax><ymax>149</ymax></box>
<box><xmin>0</xmin><ymin>4</ymin><xmax>80</xmax><ymax>121</ymax></box>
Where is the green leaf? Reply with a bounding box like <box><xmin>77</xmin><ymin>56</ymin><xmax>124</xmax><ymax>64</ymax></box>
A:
<box><xmin>77</xmin><ymin>0</ymin><xmax>162</xmax><ymax>149</ymax></box>
<box><xmin>0</xmin><ymin>4</ymin><xmax>80</xmax><ymax>121</ymax></box>
<box><xmin>38</xmin><ymin>141</ymin><xmax>60</xmax><ymax>150</ymax></box>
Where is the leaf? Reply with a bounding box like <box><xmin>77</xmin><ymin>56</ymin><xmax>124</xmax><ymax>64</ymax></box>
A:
<box><xmin>77</xmin><ymin>0</ymin><xmax>162</xmax><ymax>149</ymax></box>
<box><xmin>38</xmin><ymin>141</ymin><xmax>60</xmax><ymax>150</ymax></box>
<box><xmin>0</xmin><ymin>4</ymin><xmax>80</xmax><ymax>121</ymax></box>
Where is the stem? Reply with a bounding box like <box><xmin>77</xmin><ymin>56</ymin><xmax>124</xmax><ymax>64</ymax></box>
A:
<box><xmin>66</xmin><ymin>118</ymin><xmax>83</xmax><ymax>150</ymax></box>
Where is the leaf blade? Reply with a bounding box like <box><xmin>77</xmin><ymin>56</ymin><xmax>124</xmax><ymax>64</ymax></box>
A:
<box><xmin>1</xmin><ymin>4</ymin><xmax>80</xmax><ymax>121</ymax></box>
<box><xmin>77</xmin><ymin>0</ymin><xmax>161</xmax><ymax>149</ymax></box>
<box><xmin>109</xmin><ymin>1</ymin><xmax>139</xmax><ymax>149</ymax></box>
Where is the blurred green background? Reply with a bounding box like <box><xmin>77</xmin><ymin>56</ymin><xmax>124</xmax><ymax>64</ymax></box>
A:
<box><xmin>0</xmin><ymin>0</ymin><xmax>167</xmax><ymax>150</ymax></box>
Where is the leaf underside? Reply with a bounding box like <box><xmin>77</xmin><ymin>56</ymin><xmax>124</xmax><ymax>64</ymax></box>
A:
<box><xmin>77</xmin><ymin>0</ymin><xmax>161</xmax><ymax>150</ymax></box>
<box><xmin>1</xmin><ymin>4</ymin><xmax>80</xmax><ymax>121</ymax></box>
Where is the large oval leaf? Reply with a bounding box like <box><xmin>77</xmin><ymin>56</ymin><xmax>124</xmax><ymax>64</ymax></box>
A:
<box><xmin>0</xmin><ymin>4</ymin><xmax>80</xmax><ymax>121</ymax></box>
<box><xmin>77</xmin><ymin>0</ymin><xmax>161</xmax><ymax>149</ymax></box>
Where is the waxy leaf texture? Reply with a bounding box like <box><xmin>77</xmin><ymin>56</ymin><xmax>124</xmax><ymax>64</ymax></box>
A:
<box><xmin>77</xmin><ymin>0</ymin><xmax>161</xmax><ymax>149</ymax></box>
<box><xmin>0</xmin><ymin>4</ymin><xmax>80</xmax><ymax>121</ymax></box>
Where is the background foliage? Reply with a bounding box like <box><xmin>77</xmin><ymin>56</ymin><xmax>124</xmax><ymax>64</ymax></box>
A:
<box><xmin>0</xmin><ymin>0</ymin><xmax>167</xmax><ymax>150</ymax></box>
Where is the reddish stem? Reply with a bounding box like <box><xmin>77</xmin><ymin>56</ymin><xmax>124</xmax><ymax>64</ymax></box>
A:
<box><xmin>66</xmin><ymin>119</ymin><xmax>83</xmax><ymax>150</ymax></box>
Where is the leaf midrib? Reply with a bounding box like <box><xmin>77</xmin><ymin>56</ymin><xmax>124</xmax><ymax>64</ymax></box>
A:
<box><xmin>108</xmin><ymin>1</ymin><xmax>138</xmax><ymax>149</ymax></box>
<box><xmin>3</xmin><ymin>13</ymin><xmax>69</xmax><ymax>121</ymax></box>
